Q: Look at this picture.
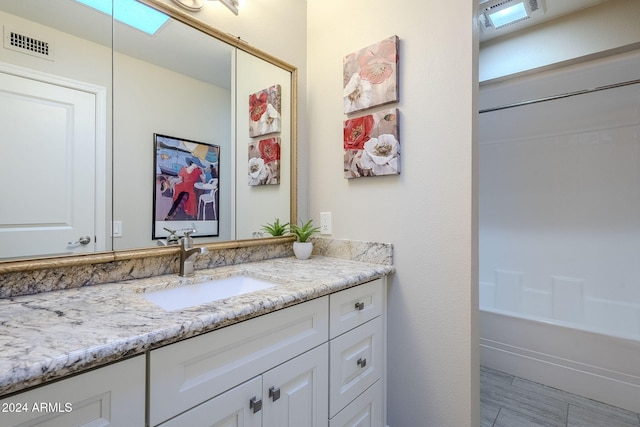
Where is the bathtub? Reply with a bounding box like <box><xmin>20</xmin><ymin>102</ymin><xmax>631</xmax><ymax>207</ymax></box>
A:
<box><xmin>480</xmin><ymin>305</ymin><xmax>640</xmax><ymax>413</ymax></box>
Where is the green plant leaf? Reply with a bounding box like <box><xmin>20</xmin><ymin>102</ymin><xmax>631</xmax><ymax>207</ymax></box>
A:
<box><xmin>261</xmin><ymin>218</ymin><xmax>289</xmax><ymax>236</ymax></box>
<box><xmin>290</xmin><ymin>219</ymin><xmax>320</xmax><ymax>242</ymax></box>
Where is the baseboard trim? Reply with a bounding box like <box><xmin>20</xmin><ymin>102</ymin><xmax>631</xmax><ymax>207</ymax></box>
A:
<box><xmin>480</xmin><ymin>338</ymin><xmax>640</xmax><ymax>413</ymax></box>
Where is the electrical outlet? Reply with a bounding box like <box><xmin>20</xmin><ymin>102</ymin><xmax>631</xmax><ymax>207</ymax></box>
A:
<box><xmin>320</xmin><ymin>212</ymin><xmax>332</xmax><ymax>235</ymax></box>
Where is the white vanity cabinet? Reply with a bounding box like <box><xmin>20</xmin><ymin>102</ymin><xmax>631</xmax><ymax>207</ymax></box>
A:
<box><xmin>0</xmin><ymin>355</ymin><xmax>145</xmax><ymax>427</ymax></box>
<box><xmin>149</xmin><ymin>277</ymin><xmax>387</xmax><ymax>427</ymax></box>
<box><xmin>328</xmin><ymin>279</ymin><xmax>385</xmax><ymax>426</ymax></box>
<box><xmin>149</xmin><ymin>296</ymin><xmax>329</xmax><ymax>426</ymax></box>
<box><xmin>159</xmin><ymin>344</ymin><xmax>328</xmax><ymax>427</ymax></box>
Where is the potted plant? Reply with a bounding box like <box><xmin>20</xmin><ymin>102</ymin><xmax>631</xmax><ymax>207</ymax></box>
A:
<box><xmin>290</xmin><ymin>219</ymin><xmax>320</xmax><ymax>260</ymax></box>
<box><xmin>261</xmin><ymin>218</ymin><xmax>289</xmax><ymax>237</ymax></box>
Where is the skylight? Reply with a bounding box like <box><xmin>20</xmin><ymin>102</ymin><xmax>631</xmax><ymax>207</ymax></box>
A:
<box><xmin>487</xmin><ymin>2</ymin><xmax>529</xmax><ymax>28</ymax></box>
<box><xmin>76</xmin><ymin>0</ymin><xmax>169</xmax><ymax>35</ymax></box>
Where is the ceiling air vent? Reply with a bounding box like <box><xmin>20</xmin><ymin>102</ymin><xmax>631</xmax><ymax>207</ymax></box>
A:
<box><xmin>3</xmin><ymin>27</ymin><xmax>54</xmax><ymax>61</ymax></box>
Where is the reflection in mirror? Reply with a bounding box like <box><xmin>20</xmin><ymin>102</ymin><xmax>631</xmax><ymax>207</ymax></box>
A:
<box><xmin>235</xmin><ymin>49</ymin><xmax>292</xmax><ymax>240</ymax></box>
<box><xmin>112</xmin><ymin>8</ymin><xmax>235</xmax><ymax>249</ymax></box>
<box><xmin>0</xmin><ymin>0</ymin><xmax>296</xmax><ymax>266</ymax></box>
<box><xmin>0</xmin><ymin>0</ymin><xmax>113</xmax><ymax>260</ymax></box>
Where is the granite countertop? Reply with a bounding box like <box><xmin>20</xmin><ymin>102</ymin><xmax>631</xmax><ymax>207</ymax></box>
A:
<box><xmin>0</xmin><ymin>255</ymin><xmax>393</xmax><ymax>397</ymax></box>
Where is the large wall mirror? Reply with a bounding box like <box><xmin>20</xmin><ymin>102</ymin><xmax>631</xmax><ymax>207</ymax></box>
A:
<box><xmin>0</xmin><ymin>0</ymin><xmax>296</xmax><ymax>267</ymax></box>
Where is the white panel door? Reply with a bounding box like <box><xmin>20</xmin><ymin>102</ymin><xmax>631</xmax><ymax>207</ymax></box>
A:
<box><xmin>262</xmin><ymin>344</ymin><xmax>329</xmax><ymax>427</ymax></box>
<box><xmin>0</xmin><ymin>70</ymin><xmax>98</xmax><ymax>258</ymax></box>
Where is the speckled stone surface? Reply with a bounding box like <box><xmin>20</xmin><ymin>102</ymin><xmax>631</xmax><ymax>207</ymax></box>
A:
<box><xmin>0</xmin><ymin>250</ymin><xmax>393</xmax><ymax>397</ymax></box>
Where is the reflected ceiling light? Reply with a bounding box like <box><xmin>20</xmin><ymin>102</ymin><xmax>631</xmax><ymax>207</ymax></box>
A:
<box><xmin>75</xmin><ymin>0</ymin><xmax>169</xmax><ymax>35</ymax></box>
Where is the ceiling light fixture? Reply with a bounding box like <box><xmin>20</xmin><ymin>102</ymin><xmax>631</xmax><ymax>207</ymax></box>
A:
<box><xmin>479</xmin><ymin>0</ymin><xmax>546</xmax><ymax>34</ymax></box>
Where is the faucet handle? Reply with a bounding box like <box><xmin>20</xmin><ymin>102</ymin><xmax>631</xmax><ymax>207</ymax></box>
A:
<box><xmin>183</xmin><ymin>228</ymin><xmax>197</xmax><ymax>237</ymax></box>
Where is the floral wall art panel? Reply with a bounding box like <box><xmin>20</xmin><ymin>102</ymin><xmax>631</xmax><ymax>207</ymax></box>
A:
<box><xmin>249</xmin><ymin>84</ymin><xmax>281</xmax><ymax>137</ymax></box>
<box><xmin>249</xmin><ymin>137</ymin><xmax>281</xmax><ymax>185</ymax></box>
<box><xmin>343</xmin><ymin>35</ymin><xmax>399</xmax><ymax>114</ymax></box>
<box><xmin>344</xmin><ymin>108</ymin><xmax>399</xmax><ymax>179</ymax></box>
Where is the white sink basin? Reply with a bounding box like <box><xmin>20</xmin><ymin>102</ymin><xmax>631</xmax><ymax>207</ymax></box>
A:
<box><xmin>143</xmin><ymin>274</ymin><xmax>278</xmax><ymax>311</ymax></box>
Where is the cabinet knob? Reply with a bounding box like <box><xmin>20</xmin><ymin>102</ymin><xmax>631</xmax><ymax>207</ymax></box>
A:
<box><xmin>269</xmin><ymin>386</ymin><xmax>281</xmax><ymax>402</ymax></box>
<box><xmin>249</xmin><ymin>396</ymin><xmax>262</xmax><ymax>413</ymax></box>
<box><xmin>354</xmin><ymin>302</ymin><xmax>365</xmax><ymax>311</ymax></box>
<box><xmin>357</xmin><ymin>357</ymin><xmax>367</xmax><ymax>368</ymax></box>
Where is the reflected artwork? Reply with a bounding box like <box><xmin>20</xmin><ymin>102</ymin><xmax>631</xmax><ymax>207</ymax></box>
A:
<box><xmin>249</xmin><ymin>84</ymin><xmax>281</xmax><ymax>137</ymax></box>
<box><xmin>153</xmin><ymin>134</ymin><xmax>220</xmax><ymax>239</ymax></box>
<box><xmin>249</xmin><ymin>137</ymin><xmax>281</xmax><ymax>186</ymax></box>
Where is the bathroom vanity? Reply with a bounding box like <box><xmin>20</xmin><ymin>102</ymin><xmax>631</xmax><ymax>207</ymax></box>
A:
<box><xmin>0</xmin><ymin>255</ymin><xmax>392</xmax><ymax>427</ymax></box>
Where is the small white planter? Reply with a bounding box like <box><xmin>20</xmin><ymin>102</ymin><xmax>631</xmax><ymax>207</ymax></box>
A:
<box><xmin>293</xmin><ymin>241</ymin><xmax>313</xmax><ymax>260</ymax></box>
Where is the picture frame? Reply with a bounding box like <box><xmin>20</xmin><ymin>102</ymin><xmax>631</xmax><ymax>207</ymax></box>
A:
<box><xmin>153</xmin><ymin>133</ymin><xmax>220</xmax><ymax>239</ymax></box>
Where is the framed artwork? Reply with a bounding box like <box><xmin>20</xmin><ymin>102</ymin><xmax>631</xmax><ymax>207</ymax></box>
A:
<box><xmin>344</xmin><ymin>108</ymin><xmax>399</xmax><ymax>179</ymax></box>
<box><xmin>343</xmin><ymin>35</ymin><xmax>399</xmax><ymax>114</ymax></box>
<box><xmin>249</xmin><ymin>137</ymin><xmax>281</xmax><ymax>185</ymax></box>
<box><xmin>153</xmin><ymin>133</ymin><xmax>220</xmax><ymax>239</ymax></box>
<box><xmin>249</xmin><ymin>84</ymin><xmax>281</xmax><ymax>137</ymax></box>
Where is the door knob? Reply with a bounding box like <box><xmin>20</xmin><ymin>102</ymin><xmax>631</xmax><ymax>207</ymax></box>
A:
<box><xmin>68</xmin><ymin>236</ymin><xmax>91</xmax><ymax>245</ymax></box>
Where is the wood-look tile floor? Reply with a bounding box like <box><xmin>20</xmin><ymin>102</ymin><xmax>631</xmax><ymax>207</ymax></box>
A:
<box><xmin>481</xmin><ymin>366</ymin><xmax>640</xmax><ymax>427</ymax></box>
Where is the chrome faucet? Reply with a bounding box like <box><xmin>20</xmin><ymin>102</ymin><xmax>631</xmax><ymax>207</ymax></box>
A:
<box><xmin>179</xmin><ymin>229</ymin><xmax>208</xmax><ymax>277</ymax></box>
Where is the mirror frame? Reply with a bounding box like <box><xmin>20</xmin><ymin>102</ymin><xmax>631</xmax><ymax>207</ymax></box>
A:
<box><xmin>0</xmin><ymin>0</ymin><xmax>297</xmax><ymax>275</ymax></box>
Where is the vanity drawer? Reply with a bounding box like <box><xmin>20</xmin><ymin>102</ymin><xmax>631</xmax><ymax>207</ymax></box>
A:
<box><xmin>329</xmin><ymin>316</ymin><xmax>383</xmax><ymax>417</ymax></box>
<box><xmin>149</xmin><ymin>296</ymin><xmax>328</xmax><ymax>426</ymax></box>
<box><xmin>330</xmin><ymin>279</ymin><xmax>383</xmax><ymax>339</ymax></box>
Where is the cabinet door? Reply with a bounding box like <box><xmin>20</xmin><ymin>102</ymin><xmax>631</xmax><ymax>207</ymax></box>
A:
<box><xmin>329</xmin><ymin>317</ymin><xmax>383</xmax><ymax>417</ymax></box>
<box><xmin>0</xmin><ymin>356</ymin><xmax>145</xmax><ymax>427</ymax></box>
<box><xmin>158</xmin><ymin>376</ymin><xmax>262</xmax><ymax>427</ymax></box>
<box><xmin>262</xmin><ymin>344</ymin><xmax>328</xmax><ymax>427</ymax></box>
<box><xmin>329</xmin><ymin>380</ymin><xmax>383</xmax><ymax>427</ymax></box>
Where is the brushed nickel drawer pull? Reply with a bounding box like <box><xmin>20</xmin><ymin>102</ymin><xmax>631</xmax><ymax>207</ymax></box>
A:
<box><xmin>269</xmin><ymin>386</ymin><xmax>281</xmax><ymax>402</ymax></box>
<box><xmin>250</xmin><ymin>396</ymin><xmax>262</xmax><ymax>413</ymax></box>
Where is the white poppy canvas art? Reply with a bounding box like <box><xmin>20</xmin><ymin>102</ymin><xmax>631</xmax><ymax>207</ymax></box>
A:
<box><xmin>249</xmin><ymin>84</ymin><xmax>281</xmax><ymax>137</ymax></box>
<box><xmin>248</xmin><ymin>137</ymin><xmax>281</xmax><ymax>185</ymax></box>
<box><xmin>344</xmin><ymin>108</ymin><xmax>399</xmax><ymax>179</ymax></box>
<box><xmin>343</xmin><ymin>36</ymin><xmax>399</xmax><ymax>114</ymax></box>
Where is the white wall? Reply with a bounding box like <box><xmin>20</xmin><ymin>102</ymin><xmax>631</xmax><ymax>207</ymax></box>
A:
<box><xmin>479</xmin><ymin>0</ymin><xmax>640</xmax><ymax>82</ymax></box>
<box><xmin>307</xmin><ymin>1</ymin><xmax>479</xmax><ymax>426</ymax></box>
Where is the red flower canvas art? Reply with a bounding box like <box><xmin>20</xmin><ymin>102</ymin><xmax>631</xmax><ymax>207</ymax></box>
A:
<box><xmin>249</xmin><ymin>84</ymin><xmax>281</xmax><ymax>137</ymax></box>
<box><xmin>249</xmin><ymin>137</ymin><xmax>281</xmax><ymax>185</ymax></box>
<box><xmin>344</xmin><ymin>109</ymin><xmax>399</xmax><ymax>179</ymax></box>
